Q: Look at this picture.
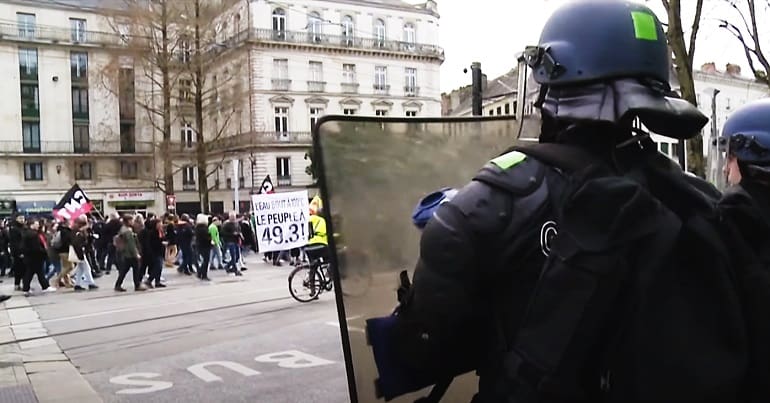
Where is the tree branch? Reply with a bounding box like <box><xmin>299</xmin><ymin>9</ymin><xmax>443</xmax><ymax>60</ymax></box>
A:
<box><xmin>687</xmin><ymin>0</ymin><xmax>704</xmax><ymax>68</ymax></box>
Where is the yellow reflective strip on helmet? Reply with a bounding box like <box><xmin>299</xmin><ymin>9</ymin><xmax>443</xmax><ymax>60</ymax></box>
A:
<box><xmin>490</xmin><ymin>151</ymin><xmax>527</xmax><ymax>170</ymax></box>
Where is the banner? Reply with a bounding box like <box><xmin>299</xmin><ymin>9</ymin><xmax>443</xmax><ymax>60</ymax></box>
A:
<box><xmin>52</xmin><ymin>184</ymin><xmax>93</xmax><ymax>224</ymax></box>
<box><xmin>252</xmin><ymin>190</ymin><xmax>309</xmax><ymax>253</ymax></box>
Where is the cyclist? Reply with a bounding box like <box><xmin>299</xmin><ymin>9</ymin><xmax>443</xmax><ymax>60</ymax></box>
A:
<box><xmin>306</xmin><ymin>206</ymin><xmax>329</xmax><ymax>264</ymax></box>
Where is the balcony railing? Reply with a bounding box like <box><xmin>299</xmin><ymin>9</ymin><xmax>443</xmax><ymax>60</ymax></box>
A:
<box><xmin>248</xmin><ymin>28</ymin><xmax>444</xmax><ymax>59</ymax></box>
<box><xmin>341</xmin><ymin>82</ymin><xmax>359</xmax><ymax>94</ymax></box>
<box><xmin>272</xmin><ymin>78</ymin><xmax>291</xmax><ymax>91</ymax></box>
<box><xmin>277</xmin><ymin>175</ymin><xmax>292</xmax><ymax>187</ymax></box>
<box><xmin>374</xmin><ymin>84</ymin><xmax>391</xmax><ymax>95</ymax></box>
<box><xmin>0</xmin><ymin>140</ymin><xmax>154</xmax><ymax>155</ymax></box>
<box><xmin>307</xmin><ymin>81</ymin><xmax>326</xmax><ymax>92</ymax></box>
<box><xmin>405</xmin><ymin>86</ymin><xmax>420</xmax><ymax>97</ymax></box>
<box><xmin>0</xmin><ymin>22</ymin><xmax>123</xmax><ymax>47</ymax></box>
<box><xmin>208</xmin><ymin>131</ymin><xmax>311</xmax><ymax>153</ymax></box>
<box><xmin>183</xmin><ymin>183</ymin><xmax>197</xmax><ymax>191</ymax></box>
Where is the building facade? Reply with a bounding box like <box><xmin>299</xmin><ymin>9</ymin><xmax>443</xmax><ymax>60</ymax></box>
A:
<box><xmin>169</xmin><ymin>0</ymin><xmax>444</xmax><ymax>214</ymax></box>
<box><xmin>0</xmin><ymin>0</ymin><xmax>160</xmax><ymax>218</ymax></box>
<box><xmin>0</xmin><ymin>0</ymin><xmax>444</xmax><ymax>217</ymax></box>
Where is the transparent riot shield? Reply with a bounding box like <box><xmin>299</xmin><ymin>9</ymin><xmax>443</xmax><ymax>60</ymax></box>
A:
<box><xmin>314</xmin><ymin>116</ymin><xmax>540</xmax><ymax>403</ymax></box>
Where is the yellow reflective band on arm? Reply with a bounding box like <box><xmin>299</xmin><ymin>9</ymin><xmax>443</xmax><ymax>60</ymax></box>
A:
<box><xmin>490</xmin><ymin>151</ymin><xmax>527</xmax><ymax>170</ymax></box>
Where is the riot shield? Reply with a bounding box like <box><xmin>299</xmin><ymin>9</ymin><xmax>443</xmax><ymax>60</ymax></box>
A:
<box><xmin>314</xmin><ymin>116</ymin><xmax>540</xmax><ymax>403</ymax></box>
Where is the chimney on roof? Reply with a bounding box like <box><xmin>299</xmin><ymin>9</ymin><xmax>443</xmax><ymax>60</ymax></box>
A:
<box><xmin>424</xmin><ymin>0</ymin><xmax>438</xmax><ymax>13</ymax></box>
<box><xmin>701</xmin><ymin>62</ymin><xmax>717</xmax><ymax>73</ymax></box>
<box><xmin>481</xmin><ymin>73</ymin><xmax>488</xmax><ymax>92</ymax></box>
<box><xmin>726</xmin><ymin>63</ymin><xmax>742</xmax><ymax>77</ymax></box>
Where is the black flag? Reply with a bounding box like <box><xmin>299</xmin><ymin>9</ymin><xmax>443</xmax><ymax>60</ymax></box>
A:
<box><xmin>52</xmin><ymin>184</ymin><xmax>93</xmax><ymax>224</ymax></box>
<box><xmin>259</xmin><ymin>175</ymin><xmax>275</xmax><ymax>194</ymax></box>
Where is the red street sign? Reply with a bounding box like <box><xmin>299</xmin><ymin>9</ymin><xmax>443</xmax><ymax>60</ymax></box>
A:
<box><xmin>166</xmin><ymin>194</ymin><xmax>176</xmax><ymax>211</ymax></box>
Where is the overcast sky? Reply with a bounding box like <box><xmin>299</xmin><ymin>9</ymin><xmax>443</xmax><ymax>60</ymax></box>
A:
<box><xmin>405</xmin><ymin>0</ymin><xmax>768</xmax><ymax>93</ymax></box>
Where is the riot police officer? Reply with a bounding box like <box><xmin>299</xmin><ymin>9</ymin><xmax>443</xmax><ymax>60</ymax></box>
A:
<box><xmin>392</xmin><ymin>1</ymin><xmax>717</xmax><ymax>402</ymax></box>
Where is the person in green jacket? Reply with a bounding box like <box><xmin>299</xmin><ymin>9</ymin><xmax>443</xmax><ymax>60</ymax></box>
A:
<box><xmin>208</xmin><ymin>217</ymin><xmax>223</xmax><ymax>270</ymax></box>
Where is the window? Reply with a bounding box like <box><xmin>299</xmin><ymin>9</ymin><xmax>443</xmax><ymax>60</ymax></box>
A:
<box><xmin>120</xmin><ymin>123</ymin><xmax>136</xmax><ymax>153</ymax></box>
<box><xmin>181</xmin><ymin>123</ymin><xmax>194</xmax><ymax>148</ymax></box>
<box><xmin>23</xmin><ymin>162</ymin><xmax>43</xmax><ymax>181</ymax></box>
<box><xmin>183</xmin><ymin>165</ymin><xmax>196</xmax><ymax>185</ymax></box>
<box><xmin>309</xmin><ymin>61</ymin><xmax>323</xmax><ymax>82</ymax></box>
<box><xmin>179</xmin><ymin>37</ymin><xmax>191</xmax><ymax>64</ymax></box>
<box><xmin>308</xmin><ymin>11</ymin><xmax>322</xmax><ymax>42</ymax></box>
<box><xmin>660</xmin><ymin>142</ymin><xmax>670</xmax><ymax>156</ymax></box>
<box><xmin>343</xmin><ymin>64</ymin><xmax>356</xmax><ymax>83</ymax></box>
<box><xmin>505</xmin><ymin>103</ymin><xmax>511</xmax><ymax>115</ymax></box>
<box><xmin>276</xmin><ymin>157</ymin><xmax>290</xmax><ymax>178</ymax></box>
<box><xmin>72</xmin><ymin>88</ymin><xmax>89</xmax><ymax>118</ymax></box>
<box><xmin>70</xmin><ymin>18</ymin><xmax>86</xmax><ymax>43</ymax></box>
<box><xmin>375</xmin><ymin>66</ymin><xmax>387</xmax><ymax>92</ymax></box>
<box><xmin>17</xmin><ymin>13</ymin><xmax>35</xmax><ymax>38</ymax></box>
<box><xmin>406</xmin><ymin>110</ymin><xmax>417</xmax><ymax>117</ymax></box>
<box><xmin>20</xmin><ymin>84</ymin><xmax>39</xmax><ymax>116</ymax></box>
<box><xmin>310</xmin><ymin>107</ymin><xmax>324</xmax><ymax>129</ymax></box>
<box><xmin>19</xmin><ymin>48</ymin><xmax>38</xmax><ymax>80</ymax></box>
<box><xmin>22</xmin><ymin>122</ymin><xmax>40</xmax><ymax>153</ymax></box>
<box><xmin>374</xmin><ymin>18</ymin><xmax>386</xmax><ymax>46</ymax></box>
<box><xmin>273</xmin><ymin>58</ymin><xmax>288</xmax><ymax>79</ymax></box>
<box><xmin>179</xmin><ymin>79</ymin><xmax>192</xmax><ymax>103</ymax></box>
<box><xmin>375</xmin><ymin>109</ymin><xmax>388</xmax><ymax>116</ymax></box>
<box><xmin>119</xmin><ymin>68</ymin><xmax>135</xmax><ymax>120</ymax></box>
<box><xmin>403</xmin><ymin>23</ymin><xmax>416</xmax><ymax>47</ymax></box>
<box><xmin>272</xmin><ymin>8</ymin><xmax>286</xmax><ymax>38</ymax></box>
<box><xmin>70</xmin><ymin>52</ymin><xmax>88</xmax><ymax>81</ymax></box>
<box><xmin>274</xmin><ymin>107</ymin><xmax>289</xmax><ymax>135</ymax></box>
<box><xmin>73</xmin><ymin>124</ymin><xmax>89</xmax><ymax>152</ymax></box>
<box><xmin>405</xmin><ymin>67</ymin><xmax>417</xmax><ymax>95</ymax></box>
<box><xmin>489</xmin><ymin>110</ymin><xmax>494</xmax><ymax>116</ymax></box>
<box><xmin>120</xmin><ymin>161</ymin><xmax>139</xmax><ymax>179</ymax></box>
<box><xmin>497</xmin><ymin>106</ymin><xmax>502</xmax><ymax>115</ymax></box>
<box><xmin>342</xmin><ymin>15</ymin><xmax>354</xmax><ymax>44</ymax></box>
<box><xmin>75</xmin><ymin>161</ymin><xmax>92</xmax><ymax>180</ymax></box>
<box><xmin>343</xmin><ymin>108</ymin><xmax>356</xmax><ymax>115</ymax></box>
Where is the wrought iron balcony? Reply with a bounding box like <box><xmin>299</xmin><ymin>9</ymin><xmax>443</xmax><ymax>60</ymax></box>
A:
<box><xmin>277</xmin><ymin>175</ymin><xmax>292</xmax><ymax>187</ymax></box>
<box><xmin>248</xmin><ymin>28</ymin><xmax>444</xmax><ymax>59</ymax></box>
<box><xmin>272</xmin><ymin>78</ymin><xmax>291</xmax><ymax>91</ymax></box>
<box><xmin>307</xmin><ymin>81</ymin><xmax>326</xmax><ymax>92</ymax></box>
<box><xmin>0</xmin><ymin>22</ymin><xmax>123</xmax><ymax>47</ymax></box>
<box><xmin>341</xmin><ymin>82</ymin><xmax>359</xmax><ymax>94</ymax></box>
<box><xmin>374</xmin><ymin>84</ymin><xmax>391</xmax><ymax>95</ymax></box>
<box><xmin>0</xmin><ymin>140</ymin><xmax>154</xmax><ymax>155</ymax></box>
<box><xmin>404</xmin><ymin>86</ymin><xmax>420</xmax><ymax>97</ymax></box>
<box><xmin>208</xmin><ymin>131</ymin><xmax>311</xmax><ymax>153</ymax></box>
<box><xmin>182</xmin><ymin>183</ymin><xmax>197</xmax><ymax>191</ymax></box>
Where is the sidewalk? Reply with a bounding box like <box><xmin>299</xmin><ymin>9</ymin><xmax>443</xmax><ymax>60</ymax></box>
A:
<box><xmin>0</xmin><ymin>296</ymin><xmax>102</xmax><ymax>403</ymax></box>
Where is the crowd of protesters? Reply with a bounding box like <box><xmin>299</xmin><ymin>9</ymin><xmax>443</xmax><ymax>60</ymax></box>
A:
<box><xmin>0</xmin><ymin>211</ymin><xmax>259</xmax><ymax>297</ymax></box>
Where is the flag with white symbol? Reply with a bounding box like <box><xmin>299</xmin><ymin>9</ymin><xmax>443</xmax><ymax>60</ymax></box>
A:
<box><xmin>259</xmin><ymin>175</ymin><xmax>275</xmax><ymax>194</ymax></box>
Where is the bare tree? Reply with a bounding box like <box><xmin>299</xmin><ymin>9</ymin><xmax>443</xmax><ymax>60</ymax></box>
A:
<box><xmin>103</xmin><ymin>0</ymin><xmax>186</xmax><ymax>199</ymax></box>
<box><xmin>178</xmin><ymin>0</ymin><xmax>246</xmax><ymax>213</ymax></box>
<box><xmin>718</xmin><ymin>0</ymin><xmax>770</xmax><ymax>89</ymax></box>
<box><xmin>661</xmin><ymin>0</ymin><xmax>706</xmax><ymax>177</ymax></box>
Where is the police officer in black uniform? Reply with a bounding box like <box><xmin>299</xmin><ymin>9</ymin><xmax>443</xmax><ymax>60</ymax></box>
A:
<box><xmin>392</xmin><ymin>1</ymin><xmax>716</xmax><ymax>402</ymax></box>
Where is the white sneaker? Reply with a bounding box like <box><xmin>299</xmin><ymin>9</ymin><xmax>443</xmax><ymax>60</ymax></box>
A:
<box><xmin>43</xmin><ymin>287</ymin><xmax>56</xmax><ymax>293</ymax></box>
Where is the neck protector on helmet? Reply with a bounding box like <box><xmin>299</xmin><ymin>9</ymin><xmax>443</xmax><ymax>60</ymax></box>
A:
<box><xmin>538</xmin><ymin>78</ymin><xmax>708</xmax><ymax>140</ymax></box>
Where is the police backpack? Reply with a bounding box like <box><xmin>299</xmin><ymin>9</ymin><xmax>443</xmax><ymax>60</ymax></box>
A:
<box><xmin>489</xmin><ymin>141</ymin><xmax>754</xmax><ymax>403</ymax></box>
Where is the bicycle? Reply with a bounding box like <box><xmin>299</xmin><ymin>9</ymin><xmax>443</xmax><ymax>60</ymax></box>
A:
<box><xmin>288</xmin><ymin>256</ymin><xmax>333</xmax><ymax>303</ymax></box>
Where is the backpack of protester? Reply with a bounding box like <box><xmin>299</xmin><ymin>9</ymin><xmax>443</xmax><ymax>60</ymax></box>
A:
<box><xmin>471</xmin><ymin>141</ymin><xmax>752</xmax><ymax>403</ymax></box>
<box><xmin>113</xmin><ymin>233</ymin><xmax>126</xmax><ymax>253</ymax></box>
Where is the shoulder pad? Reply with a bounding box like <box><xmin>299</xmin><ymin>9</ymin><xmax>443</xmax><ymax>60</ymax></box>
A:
<box><xmin>473</xmin><ymin>151</ymin><xmax>547</xmax><ymax>196</ymax></box>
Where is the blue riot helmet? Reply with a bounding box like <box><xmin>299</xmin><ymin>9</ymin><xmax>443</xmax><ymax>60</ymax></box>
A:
<box><xmin>721</xmin><ymin>98</ymin><xmax>770</xmax><ymax>166</ymax></box>
<box><xmin>524</xmin><ymin>0</ymin><xmax>708</xmax><ymax>139</ymax></box>
<box><xmin>411</xmin><ymin>188</ymin><xmax>458</xmax><ymax>230</ymax></box>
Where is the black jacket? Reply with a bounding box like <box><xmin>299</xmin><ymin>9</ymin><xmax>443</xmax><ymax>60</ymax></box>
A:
<box><xmin>55</xmin><ymin>226</ymin><xmax>74</xmax><ymax>254</ymax></box>
<box><xmin>22</xmin><ymin>229</ymin><xmax>47</xmax><ymax>262</ymax></box>
<box><xmin>70</xmin><ymin>230</ymin><xmax>88</xmax><ymax>261</ymax></box>
<box><xmin>176</xmin><ymin>222</ymin><xmax>194</xmax><ymax>248</ymax></box>
<box><xmin>221</xmin><ymin>221</ymin><xmax>240</xmax><ymax>244</ymax></box>
<box><xmin>195</xmin><ymin>224</ymin><xmax>212</xmax><ymax>250</ymax></box>
<box><xmin>8</xmin><ymin>222</ymin><xmax>24</xmax><ymax>258</ymax></box>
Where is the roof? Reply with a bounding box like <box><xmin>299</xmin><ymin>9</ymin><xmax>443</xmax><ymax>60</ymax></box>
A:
<box><xmin>6</xmin><ymin>0</ymin><xmax>127</xmax><ymax>12</ymax></box>
<box><xmin>451</xmin><ymin>68</ymin><xmax>519</xmax><ymax>115</ymax></box>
